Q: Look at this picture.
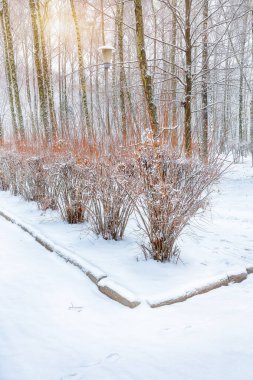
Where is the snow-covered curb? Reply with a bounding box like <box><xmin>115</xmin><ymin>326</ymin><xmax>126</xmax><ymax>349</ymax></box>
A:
<box><xmin>0</xmin><ymin>210</ymin><xmax>141</xmax><ymax>309</ymax></box>
<box><xmin>0</xmin><ymin>208</ymin><xmax>252</xmax><ymax>309</ymax></box>
<box><xmin>146</xmin><ymin>270</ymin><xmax>248</xmax><ymax>308</ymax></box>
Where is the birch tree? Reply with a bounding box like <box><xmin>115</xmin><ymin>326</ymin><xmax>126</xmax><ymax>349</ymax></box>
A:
<box><xmin>134</xmin><ymin>0</ymin><xmax>159</xmax><ymax>139</ymax></box>
<box><xmin>69</xmin><ymin>0</ymin><xmax>92</xmax><ymax>139</ymax></box>
<box><xmin>1</xmin><ymin>0</ymin><xmax>24</xmax><ymax>139</ymax></box>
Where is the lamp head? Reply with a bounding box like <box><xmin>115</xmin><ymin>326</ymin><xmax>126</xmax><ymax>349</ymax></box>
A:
<box><xmin>99</xmin><ymin>45</ymin><xmax>115</xmax><ymax>67</ymax></box>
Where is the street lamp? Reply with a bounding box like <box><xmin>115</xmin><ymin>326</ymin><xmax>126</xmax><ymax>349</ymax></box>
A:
<box><xmin>99</xmin><ymin>45</ymin><xmax>115</xmax><ymax>136</ymax></box>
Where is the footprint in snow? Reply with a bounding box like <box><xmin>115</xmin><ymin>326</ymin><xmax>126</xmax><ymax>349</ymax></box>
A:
<box><xmin>158</xmin><ymin>327</ymin><xmax>172</xmax><ymax>335</ymax></box>
<box><xmin>78</xmin><ymin>353</ymin><xmax>120</xmax><ymax>369</ymax></box>
<box><xmin>105</xmin><ymin>353</ymin><xmax>120</xmax><ymax>363</ymax></box>
<box><xmin>61</xmin><ymin>373</ymin><xmax>77</xmax><ymax>379</ymax></box>
<box><xmin>68</xmin><ymin>352</ymin><xmax>121</xmax><ymax>379</ymax></box>
<box><xmin>79</xmin><ymin>359</ymin><xmax>102</xmax><ymax>368</ymax></box>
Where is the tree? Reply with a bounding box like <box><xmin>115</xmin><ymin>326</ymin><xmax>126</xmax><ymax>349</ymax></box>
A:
<box><xmin>117</xmin><ymin>0</ymin><xmax>127</xmax><ymax>141</ymax></box>
<box><xmin>184</xmin><ymin>0</ymin><xmax>193</xmax><ymax>156</ymax></box>
<box><xmin>37</xmin><ymin>0</ymin><xmax>58</xmax><ymax>139</ymax></box>
<box><xmin>251</xmin><ymin>8</ymin><xmax>253</xmax><ymax>165</ymax></box>
<box><xmin>1</xmin><ymin>0</ymin><xmax>24</xmax><ymax>140</ymax></box>
<box><xmin>0</xmin><ymin>7</ymin><xmax>17</xmax><ymax>138</ymax></box>
<box><xmin>202</xmin><ymin>0</ymin><xmax>209</xmax><ymax>159</ymax></box>
<box><xmin>29</xmin><ymin>0</ymin><xmax>50</xmax><ymax>141</ymax></box>
<box><xmin>134</xmin><ymin>0</ymin><xmax>159</xmax><ymax>139</ymax></box>
<box><xmin>69</xmin><ymin>0</ymin><xmax>92</xmax><ymax>139</ymax></box>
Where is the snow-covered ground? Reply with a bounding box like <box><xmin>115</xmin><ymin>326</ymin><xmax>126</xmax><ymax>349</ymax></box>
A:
<box><xmin>0</xmin><ymin>214</ymin><xmax>253</xmax><ymax>380</ymax></box>
<box><xmin>0</xmin><ymin>156</ymin><xmax>252</xmax><ymax>302</ymax></box>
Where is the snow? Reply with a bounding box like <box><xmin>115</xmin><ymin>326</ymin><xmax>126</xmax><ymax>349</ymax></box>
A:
<box><xmin>0</xmin><ymin>156</ymin><xmax>252</xmax><ymax>303</ymax></box>
<box><xmin>1</xmin><ymin>215</ymin><xmax>253</xmax><ymax>379</ymax></box>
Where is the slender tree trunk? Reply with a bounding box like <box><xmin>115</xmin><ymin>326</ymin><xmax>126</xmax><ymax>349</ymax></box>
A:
<box><xmin>151</xmin><ymin>0</ymin><xmax>157</xmax><ymax>80</ymax></box>
<box><xmin>112</xmin><ymin>10</ymin><xmax>118</xmax><ymax>135</ymax></box>
<box><xmin>221</xmin><ymin>40</ymin><xmax>230</xmax><ymax>152</ymax></box>
<box><xmin>32</xmin><ymin>52</ymin><xmax>39</xmax><ymax>136</ymax></box>
<box><xmin>0</xmin><ymin>116</ymin><xmax>3</xmax><ymax>144</ymax></box>
<box><xmin>184</xmin><ymin>0</ymin><xmax>192</xmax><ymax>156</ymax></box>
<box><xmin>239</xmin><ymin>70</ymin><xmax>244</xmax><ymax>142</ymax></box>
<box><xmin>101</xmin><ymin>0</ymin><xmax>105</xmax><ymax>45</ymax></box>
<box><xmin>251</xmin><ymin>9</ymin><xmax>253</xmax><ymax>166</ymax></box>
<box><xmin>202</xmin><ymin>0</ymin><xmax>208</xmax><ymax>160</ymax></box>
<box><xmin>69</xmin><ymin>0</ymin><xmax>91</xmax><ymax>138</ymax></box>
<box><xmin>170</xmin><ymin>0</ymin><xmax>178</xmax><ymax>148</ymax></box>
<box><xmin>134</xmin><ymin>0</ymin><xmax>159</xmax><ymax>139</ymax></box>
<box><xmin>117</xmin><ymin>0</ymin><xmax>127</xmax><ymax>141</ymax></box>
<box><xmin>62</xmin><ymin>44</ymin><xmax>69</xmax><ymax>138</ymax></box>
<box><xmin>29</xmin><ymin>0</ymin><xmax>50</xmax><ymax>141</ymax></box>
<box><xmin>23</xmin><ymin>38</ymin><xmax>36</xmax><ymax>137</ymax></box>
<box><xmin>238</xmin><ymin>17</ymin><xmax>247</xmax><ymax>144</ymax></box>
<box><xmin>58</xmin><ymin>32</ymin><xmax>63</xmax><ymax>136</ymax></box>
<box><xmin>161</xmin><ymin>17</ymin><xmax>169</xmax><ymax>142</ymax></box>
<box><xmin>0</xmin><ymin>9</ymin><xmax>18</xmax><ymax>138</ymax></box>
<box><xmin>114</xmin><ymin>4</ymin><xmax>138</xmax><ymax>139</ymax></box>
<box><xmin>95</xmin><ymin>46</ymin><xmax>104</xmax><ymax>136</ymax></box>
<box><xmin>89</xmin><ymin>24</ymin><xmax>95</xmax><ymax>130</ymax></box>
<box><xmin>37</xmin><ymin>1</ymin><xmax>58</xmax><ymax>139</ymax></box>
<box><xmin>2</xmin><ymin>0</ymin><xmax>25</xmax><ymax>139</ymax></box>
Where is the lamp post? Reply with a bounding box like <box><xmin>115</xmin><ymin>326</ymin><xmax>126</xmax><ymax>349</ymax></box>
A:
<box><xmin>99</xmin><ymin>45</ymin><xmax>114</xmax><ymax>136</ymax></box>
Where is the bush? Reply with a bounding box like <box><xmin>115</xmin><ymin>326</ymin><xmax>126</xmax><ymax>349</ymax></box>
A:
<box><xmin>20</xmin><ymin>157</ymin><xmax>47</xmax><ymax>203</ymax></box>
<box><xmin>0</xmin><ymin>145</ymin><xmax>223</xmax><ymax>262</ymax></box>
<box><xmin>0</xmin><ymin>153</ymin><xmax>9</xmax><ymax>191</ymax></box>
<box><xmin>50</xmin><ymin>159</ymin><xmax>90</xmax><ymax>224</ymax></box>
<box><xmin>87</xmin><ymin>156</ymin><xmax>138</xmax><ymax>240</ymax></box>
<box><xmin>134</xmin><ymin>147</ymin><xmax>223</xmax><ymax>262</ymax></box>
<box><xmin>1</xmin><ymin>152</ymin><xmax>21</xmax><ymax>195</ymax></box>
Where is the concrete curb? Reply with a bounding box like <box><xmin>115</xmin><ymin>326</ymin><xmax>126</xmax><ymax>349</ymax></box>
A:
<box><xmin>0</xmin><ymin>209</ymin><xmax>140</xmax><ymax>309</ymax></box>
<box><xmin>147</xmin><ymin>269</ymin><xmax>249</xmax><ymax>308</ymax></box>
<box><xmin>98</xmin><ymin>278</ymin><xmax>141</xmax><ymax>308</ymax></box>
<box><xmin>0</xmin><ymin>208</ymin><xmax>252</xmax><ymax>310</ymax></box>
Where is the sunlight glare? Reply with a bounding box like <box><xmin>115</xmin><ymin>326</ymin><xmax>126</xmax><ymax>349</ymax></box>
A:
<box><xmin>49</xmin><ymin>18</ymin><xmax>65</xmax><ymax>36</ymax></box>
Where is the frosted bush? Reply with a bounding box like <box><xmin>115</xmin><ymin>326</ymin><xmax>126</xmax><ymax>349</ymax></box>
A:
<box><xmin>134</xmin><ymin>147</ymin><xmax>223</xmax><ymax>262</ymax></box>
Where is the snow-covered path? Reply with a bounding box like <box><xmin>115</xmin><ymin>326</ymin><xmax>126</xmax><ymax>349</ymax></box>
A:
<box><xmin>0</xmin><ymin>215</ymin><xmax>253</xmax><ymax>380</ymax></box>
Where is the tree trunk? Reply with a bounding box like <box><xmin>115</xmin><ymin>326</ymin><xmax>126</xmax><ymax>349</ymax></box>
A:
<box><xmin>23</xmin><ymin>38</ymin><xmax>36</xmax><ymax>137</ymax></box>
<box><xmin>69</xmin><ymin>0</ymin><xmax>91</xmax><ymax>139</ymax></box>
<box><xmin>202</xmin><ymin>0</ymin><xmax>208</xmax><ymax>160</ymax></box>
<box><xmin>37</xmin><ymin>1</ymin><xmax>58</xmax><ymax>139</ymax></box>
<box><xmin>0</xmin><ymin>116</ymin><xmax>3</xmax><ymax>144</ymax></box>
<box><xmin>251</xmin><ymin>9</ymin><xmax>253</xmax><ymax>166</ymax></box>
<box><xmin>29</xmin><ymin>0</ymin><xmax>50</xmax><ymax>141</ymax></box>
<box><xmin>170</xmin><ymin>0</ymin><xmax>178</xmax><ymax>148</ymax></box>
<box><xmin>0</xmin><ymin>9</ymin><xmax>18</xmax><ymax>138</ymax></box>
<box><xmin>134</xmin><ymin>0</ymin><xmax>159</xmax><ymax>139</ymax></box>
<box><xmin>117</xmin><ymin>0</ymin><xmax>127</xmax><ymax>141</ymax></box>
<box><xmin>63</xmin><ymin>44</ymin><xmax>70</xmax><ymax>138</ymax></box>
<box><xmin>2</xmin><ymin>0</ymin><xmax>25</xmax><ymax>139</ymax></box>
<box><xmin>238</xmin><ymin>16</ymin><xmax>247</xmax><ymax>144</ymax></box>
<box><xmin>101</xmin><ymin>0</ymin><xmax>105</xmax><ymax>45</ymax></box>
<box><xmin>151</xmin><ymin>0</ymin><xmax>157</xmax><ymax>81</ymax></box>
<box><xmin>184</xmin><ymin>0</ymin><xmax>192</xmax><ymax>156</ymax></box>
